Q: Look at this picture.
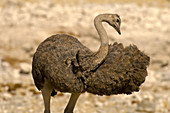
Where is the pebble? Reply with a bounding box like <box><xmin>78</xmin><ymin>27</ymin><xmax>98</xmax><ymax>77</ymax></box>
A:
<box><xmin>22</xmin><ymin>43</ymin><xmax>34</xmax><ymax>53</ymax></box>
<box><xmin>1</xmin><ymin>61</ymin><xmax>10</xmax><ymax>70</ymax></box>
<box><xmin>136</xmin><ymin>97</ymin><xmax>155</xmax><ymax>112</ymax></box>
<box><xmin>19</xmin><ymin>63</ymin><xmax>31</xmax><ymax>74</ymax></box>
<box><xmin>2</xmin><ymin>92</ymin><xmax>12</xmax><ymax>100</ymax></box>
<box><xmin>13</xmin><ymin>69</ymin><xmax>20</xmax><ymax>78</ymax></box>
<box><xmin>160</xmin><ymin>70</ymin><xmax>170</xmax><ymax>82</ymax></box>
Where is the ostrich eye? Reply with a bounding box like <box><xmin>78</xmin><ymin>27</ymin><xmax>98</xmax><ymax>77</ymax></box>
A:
<box><xmin>116</xmin><ymin>19</ymin><xmax>119</xmax><ymax>23</ymax></box>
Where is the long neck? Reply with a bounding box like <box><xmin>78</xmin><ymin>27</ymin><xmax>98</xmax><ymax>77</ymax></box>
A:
<box><xmin>92</xmin><ymin>14</ymin><xmax>109</xmax><ymax>68</ymax></box>
<box><xmin>78</xmin><ymin>14</ymin><xmax>110</xmax><ymax>71</ymax></box>
<box><xmin>94</xmin><ymin>15</ymin><xmax>109</xmax><ymax>46</ymax></box>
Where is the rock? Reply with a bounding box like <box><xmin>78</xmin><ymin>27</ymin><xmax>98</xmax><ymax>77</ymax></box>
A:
<box><xmin>160</xmin><ymin>70</ymin><xmax>170</xmax><ymax>82</ymax></box>
<box><xmin>22</xmin><ymin>43</ymin><xmax>34</xmax><ymax>53</ymax></box>
<box><xmin>19</xmin><ymin>63</ymin><xmax>31</xmax><ymax>74</ymax></box>
<box><xmin>1</xmin><ymin>61</ymin><xmax>10</xmax><ymax>70</ymax></box>
<box><xmin>2</xmin><ymin>92</ymin><xmax>12</xmax><ymax>100</ymax></box>
<box><xmin>136</xmin><ymin>97</ymin><xmax>155</xmax><ymax>112</ymax></box>
<box><xmin>94</xmin><ymin>100</ymin><xmax>104</xmax><ymax>107</ymax></box>
<box><xmin>13</xmin><ymin>69</ymin><xmax>20</xmax><ymax>78</ymax></box>
<box><xmin>131</xmin><ymin>95</ymin><xmax>140</xmax><ymax>105</ymax></box>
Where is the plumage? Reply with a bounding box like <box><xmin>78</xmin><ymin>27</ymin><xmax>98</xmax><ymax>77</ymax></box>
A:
<box><xmin>32</xmin><ymin>14</ymin><xmax>150</xmax><ymax>113</ymax></box>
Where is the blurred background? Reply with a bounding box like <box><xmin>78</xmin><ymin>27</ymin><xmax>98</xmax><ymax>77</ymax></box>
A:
<box><xmin>0</xmin><ymin>0</ymin><xmax>170</xmax><ymax>113</ymax></box>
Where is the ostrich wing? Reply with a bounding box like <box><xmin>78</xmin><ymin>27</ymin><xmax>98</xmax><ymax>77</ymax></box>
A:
<box><xmin>32</xmin><ymin>34</ymin><xmax>92</xmax><ymax>93</ymax></box>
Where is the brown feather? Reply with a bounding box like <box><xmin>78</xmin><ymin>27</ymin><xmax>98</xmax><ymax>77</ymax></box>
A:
<box><xmin>32</xmin><ymin>34</ymin><xmax>150</xmax><ymax>96</ymax></box>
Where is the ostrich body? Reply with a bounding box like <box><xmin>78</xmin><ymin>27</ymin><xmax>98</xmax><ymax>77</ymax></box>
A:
<box><xmin>32</xmin><ymin>14</ymin><xmax>150</xmax><ymax>113</ymax></box>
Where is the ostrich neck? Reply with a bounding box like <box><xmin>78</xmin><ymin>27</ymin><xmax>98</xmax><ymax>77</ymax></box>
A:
<box><xmin>78</xmin><ymin>14</ymin><xmax>110</xmax><ymax>71</ymax></box>
<box><xmin>94</xmin><ymin>15</ymin><xmax>109</xmax><ymax>47</ymax></box>
<box><xmin>92</xmin><ymin>15</ymin><xmax>109</xmax><ymax>69</ymax></box>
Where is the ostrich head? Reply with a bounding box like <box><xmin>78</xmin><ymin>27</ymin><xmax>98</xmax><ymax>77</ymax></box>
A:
<box><xmin>105</xmin><ymin>14</ymin><xmax>121</xmax><ymax>35</ymax></box>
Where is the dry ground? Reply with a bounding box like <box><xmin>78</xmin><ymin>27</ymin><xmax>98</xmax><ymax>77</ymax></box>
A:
<box><xmin>0</xmin><ymin>0</ymin><xmax>170</xmax><ymax>113</ymax></box>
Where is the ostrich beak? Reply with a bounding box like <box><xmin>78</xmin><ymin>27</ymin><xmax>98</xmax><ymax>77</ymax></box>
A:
<box><xmin>116</xmin><ymin>27</ymin><xmax>121</xmax><ymax>35</ymax></box>
<box><xmin>109</xmin><ymin>22</ymin><xmax>121</xmax><ymax>35</ymax></box>
<box><xmin>115</xmin><ymin>25</ymin><xmax>121</xmax><ymax>35</ymax></box>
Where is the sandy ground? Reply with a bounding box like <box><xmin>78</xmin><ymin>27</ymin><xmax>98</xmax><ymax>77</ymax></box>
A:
<box><xmin>0</xmin><ymin>0</ymin><xmax>170</xmax><ymax>113</ymax></box>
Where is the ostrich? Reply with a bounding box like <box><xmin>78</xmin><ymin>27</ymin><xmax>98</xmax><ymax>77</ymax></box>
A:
<box><xmin>32</xmin><ymin>14</ymin><xmax>150</xmax><ymax>113</ymax></box>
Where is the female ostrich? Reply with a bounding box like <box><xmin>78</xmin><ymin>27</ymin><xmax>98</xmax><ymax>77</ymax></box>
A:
<box><xmin>32</xmin><ymin>14</ymin><xmax>150</xmax><ymax>113</ymax></box>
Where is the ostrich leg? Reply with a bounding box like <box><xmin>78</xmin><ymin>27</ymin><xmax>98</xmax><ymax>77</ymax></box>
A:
<box><xmin>41</xmin><ymin>80</ymin><xmax>53</xmax><ymax>113</ymax></box>
<box><xmin>64</xmin><ymin>93</ymin><xmax>81</xmax><ymax>113</ymax></box>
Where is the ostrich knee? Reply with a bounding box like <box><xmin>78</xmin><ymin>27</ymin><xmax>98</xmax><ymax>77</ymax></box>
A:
<box><xmin>64</xmin><ymin>93</ymin><xmax>81</xmax><ymax>113</ymax></box>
